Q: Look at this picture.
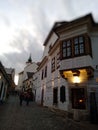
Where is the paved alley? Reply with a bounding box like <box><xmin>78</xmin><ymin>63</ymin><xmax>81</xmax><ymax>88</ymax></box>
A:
<box><xmin>0</xmin><ymin>95</ymin><xmax>98</xmax><ymax>130</ymax></box>
<box><xmin>0</xmin><ymin>95</ymin><xmax>67</xmax><ymax>130</ymax></box>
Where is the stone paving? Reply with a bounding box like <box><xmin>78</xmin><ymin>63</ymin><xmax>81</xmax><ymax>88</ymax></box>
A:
<box><xmin>0</xmin><ymin>95</ymin><xmax>98</xmax><ymax>130</ymax></box>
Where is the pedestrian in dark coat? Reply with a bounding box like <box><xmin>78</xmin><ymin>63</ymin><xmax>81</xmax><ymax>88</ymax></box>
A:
<box><xmin>19</xmin><ymin>91</ymin><xmax>24</xmax><ymax>106</ymax></box>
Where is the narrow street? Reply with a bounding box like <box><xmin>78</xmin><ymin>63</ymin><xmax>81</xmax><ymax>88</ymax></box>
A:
<box><xmin>0</xmin><ymin>95</ymin><xmax>67</xmax><ymax>130</ymax></box>
<box><xmin>0</xmin><ymin>95</ymin><xmax>98</xmax><ymax>130</ymax></box>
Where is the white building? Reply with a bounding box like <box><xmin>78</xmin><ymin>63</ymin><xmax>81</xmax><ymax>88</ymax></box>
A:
<box><xmin>17</xmin><ymin>55</ymin><xmax>38</xmax><ymax>93</ymax></box>
<box><xmin>17</xmin><ymin>71</ymin><xmax>24</xmax><ymax>91</ymax></box>
<box><xmin>35</xmin><ymin>14</ymin><xmax>98</xmax><ymax>122</ymax></box>
<box><xmin>33</xmin><ymin>70</ymin><xmax>41</xmax><ymax>103</ymax></box>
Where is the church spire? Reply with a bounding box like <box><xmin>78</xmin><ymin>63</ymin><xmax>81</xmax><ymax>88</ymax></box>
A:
<box><xmin>28</xmin><ymin>54</ymin><xmax>32</xmax><ymax>63</ymax></box>
<box><xmin>26</xmin><ymin>54</ymin><xmax>32</xmax><ymax>65</ymax></box>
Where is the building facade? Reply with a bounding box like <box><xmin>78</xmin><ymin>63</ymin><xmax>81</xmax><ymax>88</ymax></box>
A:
<box><xmin>0</xmin><ymin>62</ymin><xmax>11</xmax><ymax>103</ymax></box>
<box><xmin>5</xmin><ymin>68</ymin><xmax>16</xmax><ymax>92</ymax></box>
<box><xmin>17</xmin><ymin>71</ymin><xmax>24</xmax><ymax>91</ymax></box>
<box><xmin>35</xmin><ymin>14</ymin><xmax>98</xmax><ymax>122</ymax></box>
<box><xmin>5</xmin><ymin>68</ymin><xmax>15</xmax><ymax>81</ymax></box>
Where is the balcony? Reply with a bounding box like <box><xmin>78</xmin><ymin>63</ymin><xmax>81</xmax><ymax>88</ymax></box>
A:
<box><xmin>60</xmin><ymin>55</ymin><xmax>93</xmax><ymax>71</ymax></box>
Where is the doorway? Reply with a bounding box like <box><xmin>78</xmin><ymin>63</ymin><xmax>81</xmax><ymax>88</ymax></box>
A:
<box><xmin>71</xmin><ymin>88</ymin><xmax>86</xmax><ymax>109</ymax></box>
<box><xmin>53</xmin><ymin>87</ymin><xmax>58</xmax><ymax>105</ymax></box>
<box><xmin>89</xmin><ymin>92</ymin><xmax>98</xmax><ymax>124</ymax></box>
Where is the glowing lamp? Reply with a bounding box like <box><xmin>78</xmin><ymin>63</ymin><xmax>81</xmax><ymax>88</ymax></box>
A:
<box><xmin>79</xmin><ymin>99</ymin><xmax>83</xmax><ymax>103</ymax></box>
<box><xmin>73</xmin><ymin>76</ymin><xmax>80</xmax><ymax>84</ymax></box>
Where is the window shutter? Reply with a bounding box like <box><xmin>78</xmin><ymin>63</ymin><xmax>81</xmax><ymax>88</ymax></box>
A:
<box><xmin>60</xmin><ymin>86</ymin><xmax>66</xmax><ymax>103</ymax></box>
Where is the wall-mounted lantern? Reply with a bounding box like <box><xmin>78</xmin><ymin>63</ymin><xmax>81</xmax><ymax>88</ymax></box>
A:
<box><xmin>72</xmin><ymin>70</ymin><xmax>80</xmax><ymax>84</ymax></box>
<box><xmin>73</xmin><ymin>76</ymin><xmax>81</xmax><ymax>84</ymax></box>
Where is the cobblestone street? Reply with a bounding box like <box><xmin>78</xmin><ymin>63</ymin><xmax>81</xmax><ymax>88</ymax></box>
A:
<box><xmin>0</xmin><ymin>95</ymin><xmax>98</xmax><ymax>130</ymax></box>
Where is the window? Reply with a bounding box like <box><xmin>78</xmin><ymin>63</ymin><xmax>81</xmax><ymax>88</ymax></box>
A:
<box><xmin>60</xmin><ymin>86</ymin><xmax>66</xmax><ymax>103</ymax></box>
<box><xmin>96</xmin><ymin>65</ymin><xmax>98</xmax><ymax>70</ymax></box>
<box><xmin>0</xmin><ymin>82</ymin><xmax>3</xmax><ymax>96</ymax></box>
<box><xmin>56</xmin><ymin>52</ymin><xmax>60</xmax><ymax>68</ymax></box>
<box><xmin>53</xmin><ymin>87</ymin><xmax>58</xmax><ymax>104</ymax></box>
<box><xmin>74</xmin><ymin>36</ymin><xmax>85</xmax><ymax>55</ymax></box>
<box><xmin>62</xmin><ymin>40</ymin><xmax>72</xmax><ymax>58</ymax></box>
<box><xmin>61</xmin><ymin>34</ymin><xmax>91</xmax><ymax>59</ymax></box>
<box><xmin>41</xmin><ymin>66</ymin><xmax>47</xmax><ymax>79</ymax></box>
<box><xmin>44</xmin><ymin>66</ymin><xmax>47</xmax><ymax>77</ymax></box>
<box><xmin>51</xmin><ymin>57</ymin><xmax>55</xmax><ymax>72</ymax></box>
<box><xmin>41</xmin><ymin>69</ymin><xmax>44</xmax><ymax>80</ymax></box>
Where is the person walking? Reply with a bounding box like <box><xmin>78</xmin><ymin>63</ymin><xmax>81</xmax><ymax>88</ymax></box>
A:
<box><xmin>19</xmin><ymin>91</ymin><xmax>24</xmax><ymax>106</ymax></box>
<box><xmin>25</xmin><ymin>92</ymin><xmax>30</xmax><ymax>106</ymax></box>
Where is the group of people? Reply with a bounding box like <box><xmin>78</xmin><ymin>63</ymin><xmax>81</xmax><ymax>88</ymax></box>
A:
<box><xmin>19</xmin><ymin>89</ymin><xmax>34</xmax><ymax>106</ymax></box>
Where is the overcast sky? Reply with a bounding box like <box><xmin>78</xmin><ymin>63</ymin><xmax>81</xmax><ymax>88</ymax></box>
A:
<box><xmin>0</xmin><ymin>0</ymin><xmax>98</xmax><ymax>84</ymax></box>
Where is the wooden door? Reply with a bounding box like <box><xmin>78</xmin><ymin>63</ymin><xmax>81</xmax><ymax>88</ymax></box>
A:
<box><xmin>71</xmin><ymin>88</ymin><xmax>86</xmax><ymax>109</ymax></box>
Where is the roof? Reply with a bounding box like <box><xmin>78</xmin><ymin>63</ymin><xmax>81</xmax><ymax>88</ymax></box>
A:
<box><xmin>19</xmin><ymin>71</ymin><xmax>24</xmax><ymax>75</ymax></box>
<box><xmin>54</xmin><ymin>13</ymin><xmax>97</xmax><ymax>33</ymax></box>
<box><xmin>5</xmin><ymin>68</ymin><xmax>15</xmax><ymax>74</ymax></box>
<box><xmin>53</xmin><ymin>21</ymin><xmax>68</xmax><ymax>28</ymax></box>
<box><xmin>43</xmin><ymin>13</ymin><xmax>97</xmax><ymax>46</ymax></box>
<box><xmin>27</xmin><ymin>72</ymin><xmax>34</xmax><ymax>79</ymax></box>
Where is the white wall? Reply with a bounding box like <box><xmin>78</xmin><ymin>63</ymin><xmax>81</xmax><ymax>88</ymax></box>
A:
<box><xmin>36</xmin><ymin>87</ymin><xmax>42</xmax><ymax>104</ymax></box>
<box><xmin>37</xmin><ymin>42</ymin><xmax>69</xmax><ymax>111</ymax></box>
<box><xmin>60</xmin><ymin>55</ymin><xmax>93</xmax><ymax>71</ymax></box>
<box><xmin>17</xmin><ymin>72</ymin><xmax>23</xmax><ymax>90</ymax></box>
<box><xmin>91</xmin><ymin>33</ymin><xmax>98</xmax><ymax>68</ymax></box>
<box><xmin>60</xmin><ymin>25</ymin><xmax>88</xmax><ymax>40</ymax></box>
